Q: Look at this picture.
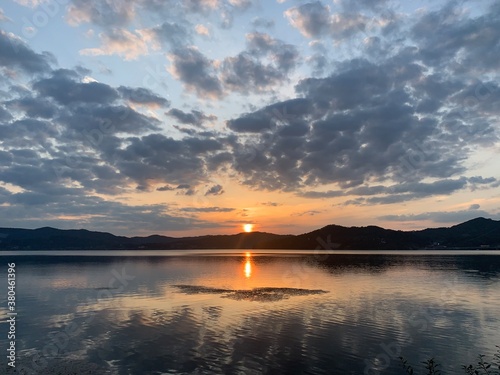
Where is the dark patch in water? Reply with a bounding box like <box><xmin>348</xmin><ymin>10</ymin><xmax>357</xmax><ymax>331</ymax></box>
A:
<box><xmin>172</xmin><ymin>285</ymin><xmax>328</xmax><ymax>302</ymax></box>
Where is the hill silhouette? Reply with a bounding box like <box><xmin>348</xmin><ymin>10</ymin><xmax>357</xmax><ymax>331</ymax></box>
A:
<box><xmin>0</xmin><ymin>217</ymin><xmax>499</xmax><ymax>250</ymax></box>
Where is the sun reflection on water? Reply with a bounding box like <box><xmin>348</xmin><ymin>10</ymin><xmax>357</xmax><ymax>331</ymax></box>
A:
<box><xmin>244</xmin><ymin>252</ymin><xmax>252</xmax><ymax>278</ymax></box>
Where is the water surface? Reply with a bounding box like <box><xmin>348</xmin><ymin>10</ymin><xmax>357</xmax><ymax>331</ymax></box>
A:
<box><xmin>1</xmin><ymin>250</ymin><xmax>500</xmax><ymax>374</ymax></box>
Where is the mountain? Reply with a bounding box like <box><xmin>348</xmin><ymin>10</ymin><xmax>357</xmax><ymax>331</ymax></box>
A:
<box><xmin>259</xmin><ymin>224</ymin><xmax>425</xmax><ymax>250</ymax></box>
<box><xmin>0</xmin><ymin>217</ymin><xmax>499</xmax><ymax>250</ymax></box>
<box><xmin>0</xmin><ymin>227</ymin><xmax>289</xmax><ymax>250</ymax></box>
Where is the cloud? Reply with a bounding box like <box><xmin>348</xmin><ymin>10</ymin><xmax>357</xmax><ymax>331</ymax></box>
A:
<box><xmin>220</xmin><ymin>33</ymin><xmax>300</xmax><ymax>93</ymax></box>
<box><xmin>156</xmin><ymin>185</ymin><xmax>175</xmax><ymax>191</ymax></box>
<box><xmin>0</xmin><ymin>119</ymin><xmax>59</xmax><ymax>148</ymax></box>
<box><xmin>246</xmin><ymin>32</ymin><xmax>276</xmax><ymax>53</ymax></box>
<box><xmin>300</xmin><ymin>177</ymin><xmax>496</xmax><ymax>205</ymax></box>
<box><xmin>0</xmin><ymin>60</ymin><xmax>235</xmax><ymax>203</ymax></box>
<box><xmin>339</xmin><ymin>0</ymin><xmax>389</xmax><ymax>12</ymax></box>
<box><xmin>221</xmin><ymin>53</ymin><xmax>285</xmax><ymax>93</ymax></box>
<box><xmin>138</xmin><ymin>22</ymin><xmax>192</xmax><ymax>49</ymax></box>
<box><xmin>167</xmin><ymin>108</ymin><xmax>217</xmax><ymax>127</ymax></box>
<box><xmin>285</xmin><ymin>1</ymin><xmax>393</xmax><ymax>42</ymax></box>
<box><xmin>248</xmin><ymin>32</ymin><xmax>300</xmax><ymax>69</ymax></box>
<box><xmin>390</xmin><ymin>178</ymin><xmax>469</xmax><ymax>196</ymax></box>
<box><xmin>0</xmin><ymin>192</ymin><xmax>224</xmax><ymax>234</ymax></box>
<box><xmin>0</xmin><ymin>30</ymin><xmax>54</xmax><ymax>74</ymax></box>
<box><xmin>0</xmin><ymin>106</ymin><xmax>13</xmax><ymax>122</ymax></box>
<box><xmin>5</xmin><ymin>96</ymin><xmax>56</xmax><ymax>119</ymax></box>
<box><xmin>284</xmin><ymin>1</ymin><xmax>332</xmax><ymax>38</ymax></box>
<box><xmin>329</xmin><ymin>13</ymin><xmax>369</xmax><ymax>40</ymax></box>
<box><xmin>226</xmin><ymin>36</ymin><xmax>499</xmax><ymax>191</ymax></box>
<box><xmin>379</xmin><ymin>210</ymin><xmax>498</xmax><ymax>224</ymax></box>
<box><xmin>0</xmin><ymin>8</ymin><xmax>11</xmax><ymax>22</ymax></box>
<box><xmin>468</xmin><ymin>176</ymin><xmax>497</xmax><ymax>186</ymax></box>
<box><xmin>33</xmin><ymin>69</ymin><xmax>119</xmax><ymax>105</ymax></box>
<box><xmin>180</xmin><ymin>206</ymin><xmax>235</xmax><ymax>212</ymax></box>
<box><xmin>64</xmin><ymin>0</ymin><xmax>254</xmax><ymax>41</ymax></box>
<box><xmin>165</xmin><ymin>32</ymin><xmax>299</xmax><ymax>98</ymax></box>
<box><xmin>65</xmin><ymin>0</ymin><xmax>135</xmax><ymax>27</ymax></box>
<box><xmin>80</xmin><ymin>28</ymin><xmax>149</xmax><ymax>60</ymax></box>
<box><xmin>3</xmin><ymin>69</ymin><xmax>168</xmax><ymax>147</ymax></box>
<box><xmin>58</xmin><ymin>104</ymin><xmax>161</xmax><ymax>136</ymax></box>
<box><xmin>261</xmin><ymin>202</ymin><xmax>281</xmax><ymax>207</ymax></box>
<box><xmin>168</xmin><ymin>47</ymin><xmax>223</xmax><ymax>99</ymax></box>
<box><xmin>118</xmin><ymin>86</ymin><xmax>170</xmax><ymax>107</ymax></box>
<box><xmin>411</xmin><ymin>2</ymin><xmax>500</xmax><ymax>74</ymax></box>
<box><xmin>298</xmin><ymin>190</ymin><xmax>345</xmax><ymax>199</ymax></box>
<box><xmin>251</xmin><ymin>17</ymin><xmax>275</xmax><ymax>29</ymax></box>
<box><xmin>195</xmin><ymin>24</ymin><xmax>210</xmax><ymax>36</ymax></box>
<box><xmin>227</xmin><ymin>98</ymin><xmax>310</xmax><ymax>133</ymax></box>
<box><xmin>291</xmin><ymin>209</ymin><xmax>322</xmax><ymax>217</ymax></box>
<box><xmin>183</xmin><ymin>0</ymin><xmax>219</xmax><ymax>14</ymax></box>
<box><xmin>228</xmin><ymin>0</ymin><xmax>252</xmax><ymax>10</ymax></box>
<box><xmin>12</xmin><ymin>0</ymin><xmax>48</xmax><ymax>7</ymax></box>
<box><xmin>102</xmin><ymin>134</ymin><xmax>227</xmax><ymax>188</ymax></box>
<box><xmin>0</xmin><ymin>101</ymin><xmax>232</xmax><ymax>207</ymax></box>
<box><xmin>205</xmin><ymin>184</ymin><xmax>224</xmax><ymax>196</ymax></box>
<box><xmin>1</xmin><ymin>0</ymin><xmax>499</xmax><ymax>236</ymax></box>
<box><xmin>177</xmin><ymin>188</ymin><xmax>197</xmax><ymax>196</ymax></box>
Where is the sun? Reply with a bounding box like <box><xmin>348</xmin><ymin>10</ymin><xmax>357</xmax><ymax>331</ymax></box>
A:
<box><xmin>243</xmin><ymin>224</ymin><xmax>253</xmax><ymax>233</ymax></box>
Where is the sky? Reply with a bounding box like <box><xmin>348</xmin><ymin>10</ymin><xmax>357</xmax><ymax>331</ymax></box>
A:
<box><xmin>0</xmin><ymin>0</ymin><xmax>499</xmax><ymax>236</ymax></box>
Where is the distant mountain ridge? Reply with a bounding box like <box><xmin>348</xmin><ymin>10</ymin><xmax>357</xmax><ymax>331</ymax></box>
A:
<box><xmin>0</xmin><ymin>217</ymin><xmax>499</xmax><ymax>250</ymax></box>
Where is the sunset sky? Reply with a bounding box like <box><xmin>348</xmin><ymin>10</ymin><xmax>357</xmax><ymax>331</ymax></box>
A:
<box><xmin>0</xmin><ymin>0</ymin><xmax>499</xmax><ymax>236</ymax></box>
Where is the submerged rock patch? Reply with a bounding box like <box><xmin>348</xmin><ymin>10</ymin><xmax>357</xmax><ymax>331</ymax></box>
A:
<box><xmin>172</xmin><ymin>285</ymin><xmax>328</xmax><ymax>302</ymax></box>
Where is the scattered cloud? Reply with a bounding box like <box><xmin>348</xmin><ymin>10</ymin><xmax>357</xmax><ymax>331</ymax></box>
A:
<box><xmin>180</xmin><ymin>206</ymin><xmax>235</xmax><ymax>212</ymax></box>
<box><xmin>65</xmin><ymin>0</ymin><xmax>135</xmax><ymax>28</ymax></box>
<box><xmin>285</xmin><ymin>2</ymin><xmax>332</xmax><ymax>38</ymax></box>
<box><xmin>1</xmin><ymin>0</ymin><xmax>499</xmax><ymax>235</ymax></box>
<box><xmin>0</xmin><ymin>192</ymin><xmax>225</xmax><ymax>234</ymax></box>
<box><xmin>0</xmin><ymin>8</ymin><xmax>11</xmax><ymax>22</ymax></box>
<box><xmin>205</xmin><ymin>184</ymin><xmax>224</xmax><ymax>196</ymax></box>
<box><xmin>300</xmin><ymin>177</ymin><xmax>497</xmax><ymax>205</ymax></box>
<box><xmin>168</xmin><ymin>46</ymin><xmax>223</xmax><ymax>99</ymax></box>
<box><xmin>118</xmin><ymin>86</ymin><xmax>170</xmax><ymax>107</ymax></box>
<box><xmin>12</xmin><ymin>0</ymin><xmax>49</xmax><ymax>8</ymax></box>
<box><xmin>251</xmin><ymin>17</ymin><xmax>275</xmax><ymax>29</ymax></box>
<box><xmin>261</xmin><ymin>202</ymin><xmax>282</xmax><ymax>207</ymax></box>
<box><xmin>33</xmin><ymin>69</ymin><xmax>119</xmax><ymax>105</ymax></box>
<box><xmin>195</xmin><ymin>24</ymin><xmax>210</xmax><ymax>36</ymax></box>
<box><xmin>156</xmin><ymin>185</ymin><xmax>175</xmax><ymax>191</ymax></box>
<box><xmin>138</xmin><ymin>22</ymin><xmax>192</xmax><ymax>50</ymax></box>
<box><xmin>0</xmin><ymin>30</ymin><xmax>54</xmax><ymax>74</ymax></box>
<box><xmin>379</xmin><ymin>209</ymin><xmax>499</xmax><ymax>224</ymax></box>
<box><xmin>167</xmin><ymin>108</ymin><xmax>217</xmax><ymax>127</ymax></box>
<box><xmin>183</xmin><ymin>0</ymin><xmax>219</xmax><ymax>14</ymax></box>
<box><xmin>291</xmin><ymin>209</ymin><xmax>323</xmax><ymax>217</ymax></box>
<box><xmin>5</xmin><ymin>96</ymin><xmax>56</xmax><ymax>119</ymax></box>
<box><xmin>166</xmin><ymin>33</ymin><xmax>300</xmax><ymax>98</ymax></box>
<box><xmin>80</xmin><ymin>29</ymin><xmax>149</xmax><ymax>60</ymax></box>
<box><xmin>228</xmin><ymin>0</ymin><xmax>252</xmax><ymax>10</ymax></box>
<box><xmin>221</xmin><ymin>32</ymin><xmax>300</xmax><ymax>93</ymax></box>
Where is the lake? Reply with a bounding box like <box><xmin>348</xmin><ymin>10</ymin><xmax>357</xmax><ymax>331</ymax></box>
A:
<box><xmin>1</xmin><ymin>250</ymin><xmax>500</xmax><ymax>374</ymax></box>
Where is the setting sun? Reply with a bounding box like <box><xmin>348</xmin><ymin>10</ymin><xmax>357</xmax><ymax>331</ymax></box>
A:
<box><xmin>243</xmin><ymin>224</ymin><xmax>253</xmax><ymax>233</ymax></box>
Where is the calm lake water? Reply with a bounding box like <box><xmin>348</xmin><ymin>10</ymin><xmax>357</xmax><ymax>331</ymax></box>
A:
<box><xmin>1</xmin><ymin>250</ymin><xmax>500</xmax><ymax>374</ymax></box>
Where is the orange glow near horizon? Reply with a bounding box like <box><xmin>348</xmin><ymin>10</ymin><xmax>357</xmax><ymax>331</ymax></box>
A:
<box><xmin>244</xmin><ymin>252</ymin><xmax>252</xmax><ymax>278</ymax></box>
<box><xmin>243</xmin><ymin>224</ymin><xmax>253</xmax><ymax>233</ymax></box>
